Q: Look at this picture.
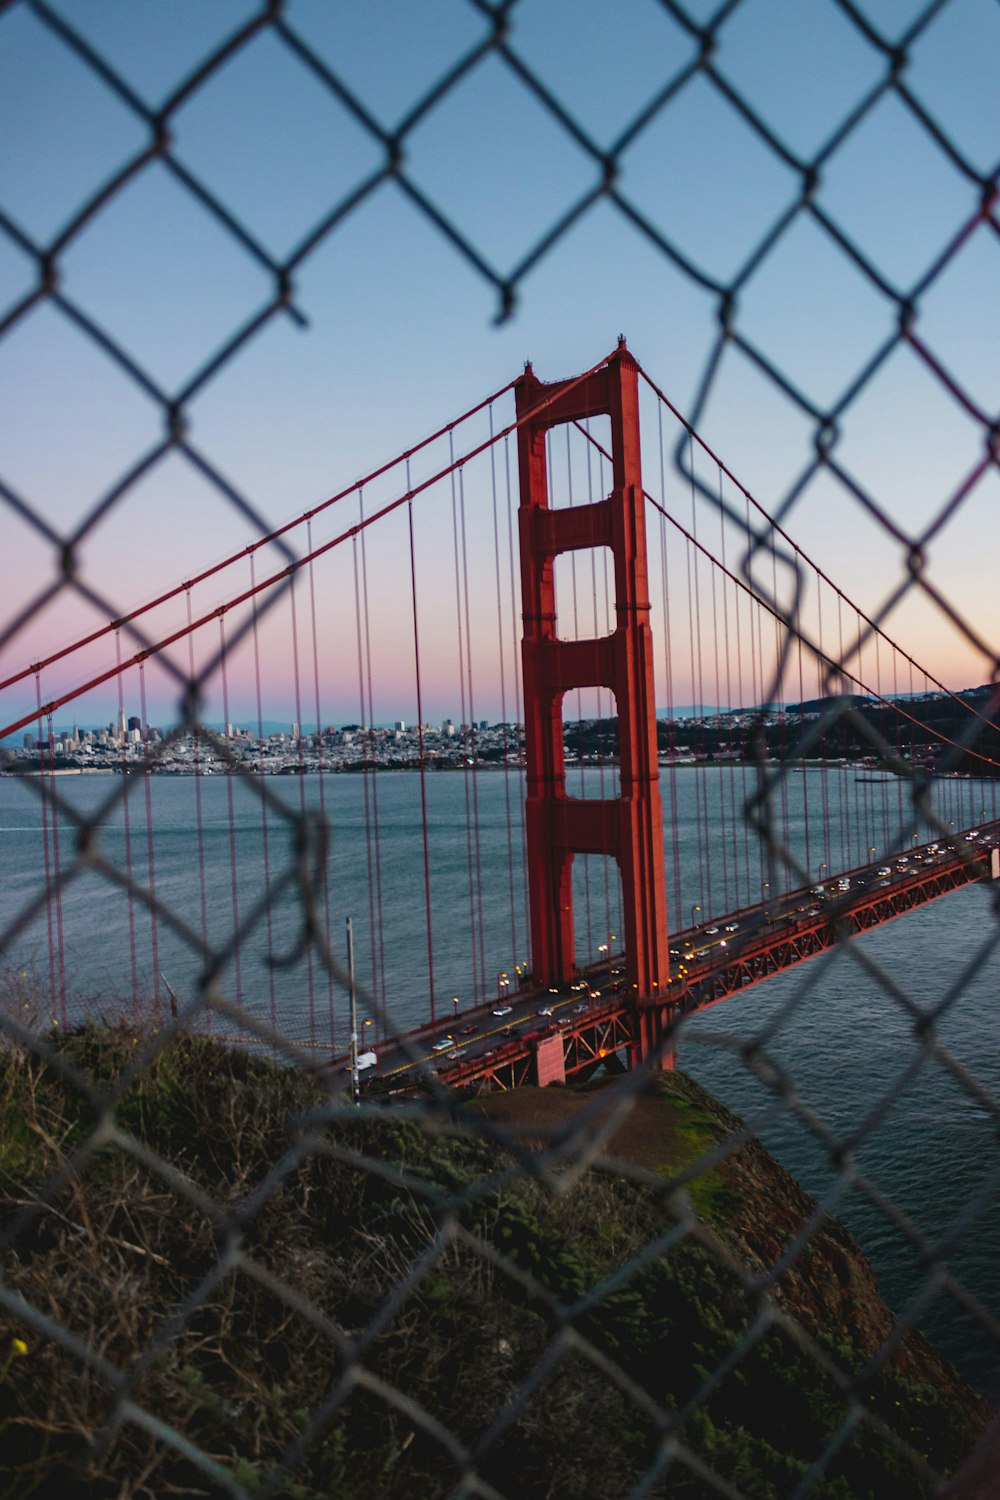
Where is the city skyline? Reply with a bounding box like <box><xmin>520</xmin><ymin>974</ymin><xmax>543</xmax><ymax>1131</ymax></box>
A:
<box><xmin>2</xmin><ymin>0</ymin><xmax>998</xmax><ymax>741</ymax></box>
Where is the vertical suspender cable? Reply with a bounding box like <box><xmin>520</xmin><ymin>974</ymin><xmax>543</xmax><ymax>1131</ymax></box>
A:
<box><xmin>875</xmin><ymin>632</ymin><xmax>889</xmax><ymax>856</ymax></box>
<box><xmin>731</xmin><ymin>544</ymin><xmax>751</xmax><ymax>908</ymax></box>
<box><xmin>718</xmin><ymin>469</ymin><xmax>741</xmax><ymax>913</ymax></box>
<box><xmin>771</xmin><ymin>531</ymin><xmax>790</xmax><ymax>886</ymax></box>
<box><xmin>407</xmin><ymin>483</ymin><xmax>436</xmax><ymax>1025</ymax></box>
<box><xmin>686</xmin><ymin>478</ymin><xmax>706</xmax><ymax>916</ymax></box>
<box><xmin>187</xmin><ymin>591</ymin><xmax>211</xmax><ymax>987</ymax></box>
<box><xmin>745</xmin><ymin>501</ymin><xmax>764</xmax><ymax>897</ymax></box>
<box><xmin>288</xmin><ymin>576</ymin><xmax>316</xmax><ymax>1047</ymax></box>
<box><xmin>854</xmin><ymin>608</ymin><xmax>866</xmax><ymax>867</ymax></box>
<box><xmin>358</xmin><ymin>492</ymin><xmax>387</xmax><ymax>1037</ymax></box>
<box><xmin>458</xmin><ymin>464</ymin><xmax>488</xmax><ymax>1000</ymax></box>
<box><xmin>218</xmin><ymin>616</ymin><xmax>243</xmax><ymax>1018</ymax></box>
<box><xmin>709</xmin><ymin>547</ymin><xmax>728</xmax><ymax>911</ymax></box>
<box><xmin>837</xmin><ymin>596</ymin><xmax>849</xmax><ymax>869</ymax></box>
<box><xmin>115</xmin><ymin>632</ymin><xmax>139</xmax><ymax>1008</ymax></box>
<box><xmin>658</xmin><ymin>483</ymin><xmax>681</xmax><ymax>932</ymax></box>
<box><xmin>893</xmin><ymin>651</ymin><xmax>905</xmax><ymax>852</ymax></box>
<box><xmin>353</xmin><ymin>510</ymin><xmax>377</xmax><ymax>1031</ymax></box>
<box><xmin>489</xmin><ymin>411</ymin><xmax>519</xmax><ymax>972</ymax></box>
<box><xmin>816</xmin><ymin>570</ymin><xmax>832</xmax><ymax>874</ymax></box>
<box><xmin>353</xmin><ymin>489</ymin><xmax>380</xmax><ymax>1040</ymax></box>
<box><xmin>451</xmin><ymin>437</ymin><xmax>480</xmax><ymax>1002</ymax></box>
<box><xmin>249</xmin><ymin>558</ymin><xmax>277</xmax><ymax>1031</ymax></box>
<box><xmin>45</xmin><ymin>709</ymin><xmax>67</xmax><ymax>1023</ymax></box>
<box><xmin>504</xmin><ymin>434</ymin><xmax>531</xmax><ymax>977</ymax></box>
<box><xmin>602</xmin><ymin>447</ymin><xmax>623</xmax><ymax>948</ymax></box>
<box><xmin>307</xmin><ymin>518</ymin><xmax>336</xmax><ymax>1046</ymax></box>
<box><xmin>138</xmin><ymin>661</ymin><xmax>160</xmax><ymax>1021</ymax></box>
<box><xmin>797</xmin><ymin>612</ymin><xmax>811</xmax><ymax>880</ymax></box>
<box><xmin>35</xmin><ymin>673</ymin><xmax>57</xmax><ymax>1019</ymax></box>
<box><xmin>688</xmin><ymin>438</ymin><xmax>712</xmax><ymax>917</ymax></box>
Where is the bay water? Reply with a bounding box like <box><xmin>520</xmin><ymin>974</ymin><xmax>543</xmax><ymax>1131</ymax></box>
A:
<box><xmin>1</xmin><ymin>763</ymin><xmax>997</xmax><ymax>1396</ymax></box>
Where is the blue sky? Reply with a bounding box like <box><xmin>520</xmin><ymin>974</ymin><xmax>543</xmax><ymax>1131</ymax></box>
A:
<box><xmin>1</xmin><ymin>0</ymin><xmax>997</xmax><ymax>729</ymax></box>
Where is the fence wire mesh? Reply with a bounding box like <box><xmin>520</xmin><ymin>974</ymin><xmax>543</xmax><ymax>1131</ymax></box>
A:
<box><xmin>1</xmin><ymin>1</ymin><xmax>999</xmax><ymax>1496</ymax></box>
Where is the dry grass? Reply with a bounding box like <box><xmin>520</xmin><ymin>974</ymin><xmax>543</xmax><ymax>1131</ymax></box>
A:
<box><xmin>0</xmin><ymin>1023</ymin><xmax>990</xmax><ymax>1499</ymax></box>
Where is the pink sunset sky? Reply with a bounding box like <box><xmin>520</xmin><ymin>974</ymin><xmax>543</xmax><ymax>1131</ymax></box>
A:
<box><xmin>2</xmin><ymin>0</ymin><xmax>998</xmax><ymax>736</ymax></box>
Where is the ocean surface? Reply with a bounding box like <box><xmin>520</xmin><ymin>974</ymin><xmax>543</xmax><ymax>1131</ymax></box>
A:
<box><xmin>1</xmin><ymin>763</ymin><xmax>997</xmax><ymax>1397</ymax></box>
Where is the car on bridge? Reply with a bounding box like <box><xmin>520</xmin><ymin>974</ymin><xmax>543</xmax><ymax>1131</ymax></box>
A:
<box><xmin>492</xmin><ymin>1005</ymin><xmax>512</xmax><ymax>1016</ymax></box>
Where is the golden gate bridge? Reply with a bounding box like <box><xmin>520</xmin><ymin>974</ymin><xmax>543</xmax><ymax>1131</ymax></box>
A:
<box><xmin>2</xmin><ymin>342</ymin><xmax>998</xmax><ymax>1092</ymax></box>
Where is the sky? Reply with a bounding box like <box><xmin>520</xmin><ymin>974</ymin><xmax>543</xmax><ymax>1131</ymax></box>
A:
<box><xmin>1</xmin><ymin>0</ymin><xmax>998</xmax><ymax>734</ymax></box>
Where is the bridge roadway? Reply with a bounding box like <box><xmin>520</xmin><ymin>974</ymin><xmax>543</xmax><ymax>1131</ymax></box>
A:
<box><xmin>329</xmin><ymin>825</ymin><xmax>999</xmax><ymax>1097</ymax></box>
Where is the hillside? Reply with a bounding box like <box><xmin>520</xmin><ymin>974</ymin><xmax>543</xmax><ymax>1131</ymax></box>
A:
<box><xmin>0</xmin><ymin>1028</ymin><xmax>991</xmax><ymax>1498</ymax></box>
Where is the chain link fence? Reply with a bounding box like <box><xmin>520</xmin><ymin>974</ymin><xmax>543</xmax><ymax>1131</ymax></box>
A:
<box><xmin>1</xmin><ymin>1</ymin><xmax>999</xmax><ymax>1495</ymax></box>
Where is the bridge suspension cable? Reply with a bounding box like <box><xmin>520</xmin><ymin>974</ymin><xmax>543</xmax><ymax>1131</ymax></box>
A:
<box><xmin>5</xmin><ymin>347</ymin><xmax>998</xmax><ymax>1057</ymax></box>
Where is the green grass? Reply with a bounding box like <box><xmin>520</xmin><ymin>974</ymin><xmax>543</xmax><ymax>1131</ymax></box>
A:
<box><xmin>0</xmin><ymin>1025</ymin><xmax>986</xmax><ymax>1500</ymax></box>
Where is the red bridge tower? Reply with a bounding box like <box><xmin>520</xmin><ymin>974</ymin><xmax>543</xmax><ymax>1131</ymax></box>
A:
<box><xmin>516</xmin><ymin>342</ymin><xmax>671</xmax><ymax>1053</ymax></box>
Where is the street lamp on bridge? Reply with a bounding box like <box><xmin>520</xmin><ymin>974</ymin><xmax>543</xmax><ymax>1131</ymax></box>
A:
<box><xmin>691</xmin><ymin>903</ymin><xmax>701</xmax><ymax>931</ymax></box>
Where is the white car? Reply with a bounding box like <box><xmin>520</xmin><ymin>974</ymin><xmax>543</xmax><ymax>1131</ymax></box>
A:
<box><xmin>432</xmin><ymin>1037</ymin><xmax>453</xmax><ymax>1051</ymax></box>
<box><xmin>492</xmin><ymin>1005</ymin><xmax>512</xmax><ymax>1017</ymax></box>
